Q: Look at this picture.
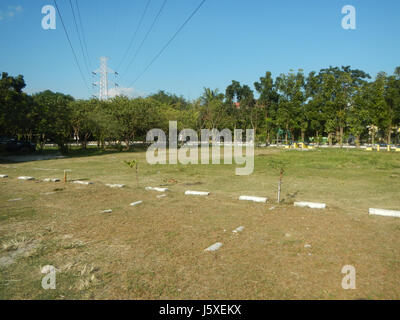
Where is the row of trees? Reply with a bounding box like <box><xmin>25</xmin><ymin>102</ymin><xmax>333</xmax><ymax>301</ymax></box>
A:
<box><xmin>1</xmin><ymin>66</ymin><xmax>400</xmax><ymax>152</ymax></box>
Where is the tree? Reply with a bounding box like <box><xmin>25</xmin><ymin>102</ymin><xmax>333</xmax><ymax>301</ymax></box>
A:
<box><xmin>70</xmin><ymin>99</ymin><xmax>97</xmax><ymax>149</ymax></box>
<box><xmin>32</xmin><ymin>90</ymin><xmax>74</xmax><ymax>153</ymax></box>
<box><xmin>254</xmin><ymin>71</ymin><xmax>279</xmax><ymax>143</ymax></box>
<box><xmin>199</xmin><ymin>88</ymin><xmax>225</xmax><ymax>130</ymax></box>
<box><xmin>275</xmin><ymin>70</ymin><xmax>305</xmax><ymax>143</ymax></box>
<box><xmin>0</xmin><ymin>72</ymin><xmax>33</xmax><ymax>138</ymax></box>
<box><xmin>383</xmin><ymin>68</ymin><xmax>400</xmax><ymax>144</ymax></box>
<box><xmin>225</xmin><ymin>80</ymin><xmax>261</xmax><ymax>138</ymax></box>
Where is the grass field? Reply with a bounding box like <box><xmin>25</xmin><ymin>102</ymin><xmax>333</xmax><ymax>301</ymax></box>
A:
<box><xmin>0</xmin><ymin>147</ymin><xmax>399</xmax><ymax>299</ymax></box>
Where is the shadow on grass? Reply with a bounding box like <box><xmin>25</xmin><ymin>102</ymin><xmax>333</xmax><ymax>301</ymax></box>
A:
<box><xmin>0</xmin><ymin>145</ymin><xmax>150</xmax><ymax>164</ymax></box>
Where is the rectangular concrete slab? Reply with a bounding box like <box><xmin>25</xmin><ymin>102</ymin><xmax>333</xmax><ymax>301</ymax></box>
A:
<box><xmin>106</xmin><ymin>184</ymin><xmax>125</xmax><ymax>188</ymax></box>
<box><xmin>43</xmin><ymin>178</ymin><xmax>60</xmax><ymax>182</ymax></box>
<box><xmin>294</xmin><ymin>201</ymin><xmax>326</xmax><ymax>209</ymax></box>
<box><xmin>17</xmin><ymin>176</ymin><xmax>34</xmax><ymax>181</ymax></box>
<box><xmin>204</xmin><ymin>242</ymin><xmax>222</xmax><ymax>252</ymax></box>
<box><xmin>239</xmin><ymin>196</ymin><xmax>267</xmax><ymax>203</ymax></box>
<box><xmin>185</xmin><ymin>190</ymin><xmax>210</xmax><ymax>196</ymax></box>
<box><xmin>232</xmin><ymin>226</ymin><xmax>244</xmax><ymax>233</ymax></box>
<box><xmin>146</xmin><ymin>187</ymin><xmax>168</xmax><ymax>192</ymax></box>
<box><xmin>369</xmin><ymin>208</ymin><xmax>400</xmax><ymax>218</ymax></box>
<box><xmin>130</xmin><ymin>201</ymin><xmax>143</xmax><ymax>207</ymax></box>
<box><xmin>73</xmin><ymin>181</ymin><xmax>93</xmax><ymax>185</ymax></box>
<box><xmin>0</xmin><ymin>175</ymin><xmax>8</xmax><ymax>178</ymax></box>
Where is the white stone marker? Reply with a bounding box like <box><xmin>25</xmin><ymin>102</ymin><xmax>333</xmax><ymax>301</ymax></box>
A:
<box><xmin>0</xmin><ymin>175</ymin><xmax>8</xmax><ymax>178</ymax></box>
<box><xmin>43</xmin><ymin>178</ymin><xmax>60</xmax><ymax>182</ymax></box>
<box><xmin>72</xmin><ymin>181</ymin><xmax>93</xmax><ymax>185</ymax></box>
<box><xmin>157</xmin><ymin>194</ymin><xmax>167</xmax><ymax>198</ymax></box>
<box><xmin>8</xmin><ymin>198</ymin><xmax>22</xmax><ymax>202</ymax></box>
<box><xmin>294</xmin><ymin>201</ymin><xmax>326</xmax><ymax>209</ymax></box>
<box><xmin>106</xmin><ymin>184</ymin><xmax>125</xmax><ymax>188</ymax></box>
<box><xmin>185</xmin><ymin>190</ymin><xmax>210</xmax><ymax>196</ymax></box>
<box><xmin>204</xmin><ymin>242</ymin><xmax>223</xmax><ymax>252</ymax></box>
<box><xmin>130</xmin><ymin>201</ymin><xmax>143</xmax><ymax>207</ymax></box>
<box><xmin>17</xmin><ymin>176</ymin><xmax>35</xmax><ymax>181</ymax></box>
<box><xmin>232</xmin><ymin>226</ymin><xmax>244</xmax><ymax>233</ymax></box>
<box><xmin>239</xmin><ymin>196</ymin><xmax>267</xmax><ymax>203</ymax></box>
<box><xmin>101</xmin><ymin>209</ymin><xmax>113</xmax><ymax>213</ymax></box>
<box><xmin>146</xmin><ymin>187</ymin><xmax>168</xmax><ymax>192</ymax></box>
<box><xmin>369</xmin><ymin>208</ymin><xmax>400</xmax><ymax>218</ymax></box>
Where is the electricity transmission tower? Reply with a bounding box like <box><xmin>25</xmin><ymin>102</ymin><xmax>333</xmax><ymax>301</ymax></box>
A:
<box><xmin>92</xmin><ymin>57</ymin><xmax>118</xmax><ymax>100</ymax></box>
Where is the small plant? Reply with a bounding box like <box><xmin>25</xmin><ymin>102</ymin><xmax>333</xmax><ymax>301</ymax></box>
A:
<box><xmin>267</xmin><ymin>159</ymin><xmax>288</xmax><ymax>204</ymax></box>
<box><xmin>124</xmin><ymin>159</ymin><xmax>139</xmax><ymax>186</ymax></box>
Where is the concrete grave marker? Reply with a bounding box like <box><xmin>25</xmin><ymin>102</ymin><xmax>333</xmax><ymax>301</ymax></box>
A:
<box><xmin>18</xmin><ymin>176</ymin><xmax>35</xmax><ymax>181</ymax></box>
<box><xmin>239</xmin><ymin>195</ymin><xmax>267</xmax><ymax>203</ymax></box>
<box><xmin>72</xmin><ymin>181</ymin><xmax>93</xmax><ymax>185</ymax></box>
<box><xmin>369</xmin><ymin>208</ymin><xmax>400</xmax><ymax>218</ymax></box>
<box><xmin>146</xmin><ymin>187</ymin><xmax>168</xmax><ymax>192</ymax></box>
<box><xmin>43</xmin><ymin>178</ymin><xmax>60</xmax><ymax>182</ymax></box>
<box><xmin>294</xmin><ymin>201</ymin><xmax>326</xmax><ymax>209</ymax></box>
<box><xmin>232</xmin><ymin>226</ymin><xmax>244</xmax><ymax>233</ymax></box>
<box><xmin>185</xmin><ymin>190</ymin><xmax>210</xmax><ymax>196</ymax></box>
<box><xmin>106</xmin><ymin>184</ymin><xmax>125</xmax><ymax>188</ymax></box>
<box><xmin>204</xmin><ymin>242</ymin><xmax>222</xmax><ymax>252</ymax></box>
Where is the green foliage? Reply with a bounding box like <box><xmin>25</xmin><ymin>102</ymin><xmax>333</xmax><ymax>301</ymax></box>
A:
<box><xmin>123</xmin><ymin>160</ymin><xmax>137</xmax><ymax>169</ymax></box>
<box><xmin>1</xmin><ymin>64</ymin><xmax>399</xmax><ymax>150</ymax></box>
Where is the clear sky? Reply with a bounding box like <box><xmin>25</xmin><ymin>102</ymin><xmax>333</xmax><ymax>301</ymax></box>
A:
<box><xmin>1</xmin><ymin>0</ymin><xmax>399</xmax><ymax>100</ymax></box>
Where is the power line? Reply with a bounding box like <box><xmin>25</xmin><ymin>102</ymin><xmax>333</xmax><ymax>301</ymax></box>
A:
<box><xmin>68</xmin><ymin>0</ymin><xmax>91</xmax><ymax>75</ymax></box>
<box><xmin>75</xmin><ymin>0</ymin><xmax>92</xmax><ymax>70</ymax></box>
<box><xmin>121</xmin><ymin>0</ymin><xmax>168</xmax><ymax>78</ymax></box>
<box><xmin>53</xmin><ymin>0</ymin><xmax>90</xmax><ymax>92</ymax></box>
<box><xmin>127</xmin><ymin>0</ymin><xmax>206</xmax><ymax>87</ymax></box>
<box><xmin>116</xmin><ymin>0</ymin><xmax>152</xmax><ymax>72</ymax></box>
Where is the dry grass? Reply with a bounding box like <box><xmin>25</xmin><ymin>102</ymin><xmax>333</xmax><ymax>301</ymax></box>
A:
<box><xmin>0</xmin><ymin>147</ymin><xmax>399</xmax><ymax>299</ymax></box>
<box><xmin>2</xmin><ymin>237</ymin><xmax>33</xmax><ymax>252</ymax></box>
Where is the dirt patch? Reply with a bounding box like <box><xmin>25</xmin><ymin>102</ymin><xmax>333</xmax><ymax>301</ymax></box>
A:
<box><xmin>0</xmin><ymin>240</ymin><xmax>40</xmax><ymax>268</ymax></box>
<box><xmin>0</xmin><ymin>154</ymin><xmax>67</xmax><ymax>163</ymax></box>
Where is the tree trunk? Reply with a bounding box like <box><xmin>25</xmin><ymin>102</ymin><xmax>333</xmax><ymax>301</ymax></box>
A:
<box><xmin>339</xmin><ymin>126</ymin><xmax>344</xmax><ymax>148</ymax></box>
<box><xmin>355</xmin><ymin>135</ymin><xmax>360</xmax><ymax>147</ymax></box>
<box><xmin>82</xmin><ymin>133</ymin><xmax>89</xmax><ymax>150</ymax></box>
<box><xmin>328</xmin><ymin>133</ymin><xmax>332</xmax><ymax>146</ymax></box>
<box><xmin>301</xmin><ymin>130</ymin><xmax>305</xmax><ymax>142</ymax></box>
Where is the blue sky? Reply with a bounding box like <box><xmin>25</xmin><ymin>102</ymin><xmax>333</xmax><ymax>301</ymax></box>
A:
<box><xmin>0</xmin><ymin>0</ymin><xmax>399</xmax><ymax>100</ymax></box>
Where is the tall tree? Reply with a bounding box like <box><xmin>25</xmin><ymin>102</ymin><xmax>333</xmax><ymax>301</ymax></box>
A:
<box><xmin>254</xmin><ymin>71</ymin><xmax>279</xmax><ymax>143</ymax></box>
<box><xmin>275</xmin><ymin>70</ymin><xmax>305</xmax><ymax>143</ymax></box>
